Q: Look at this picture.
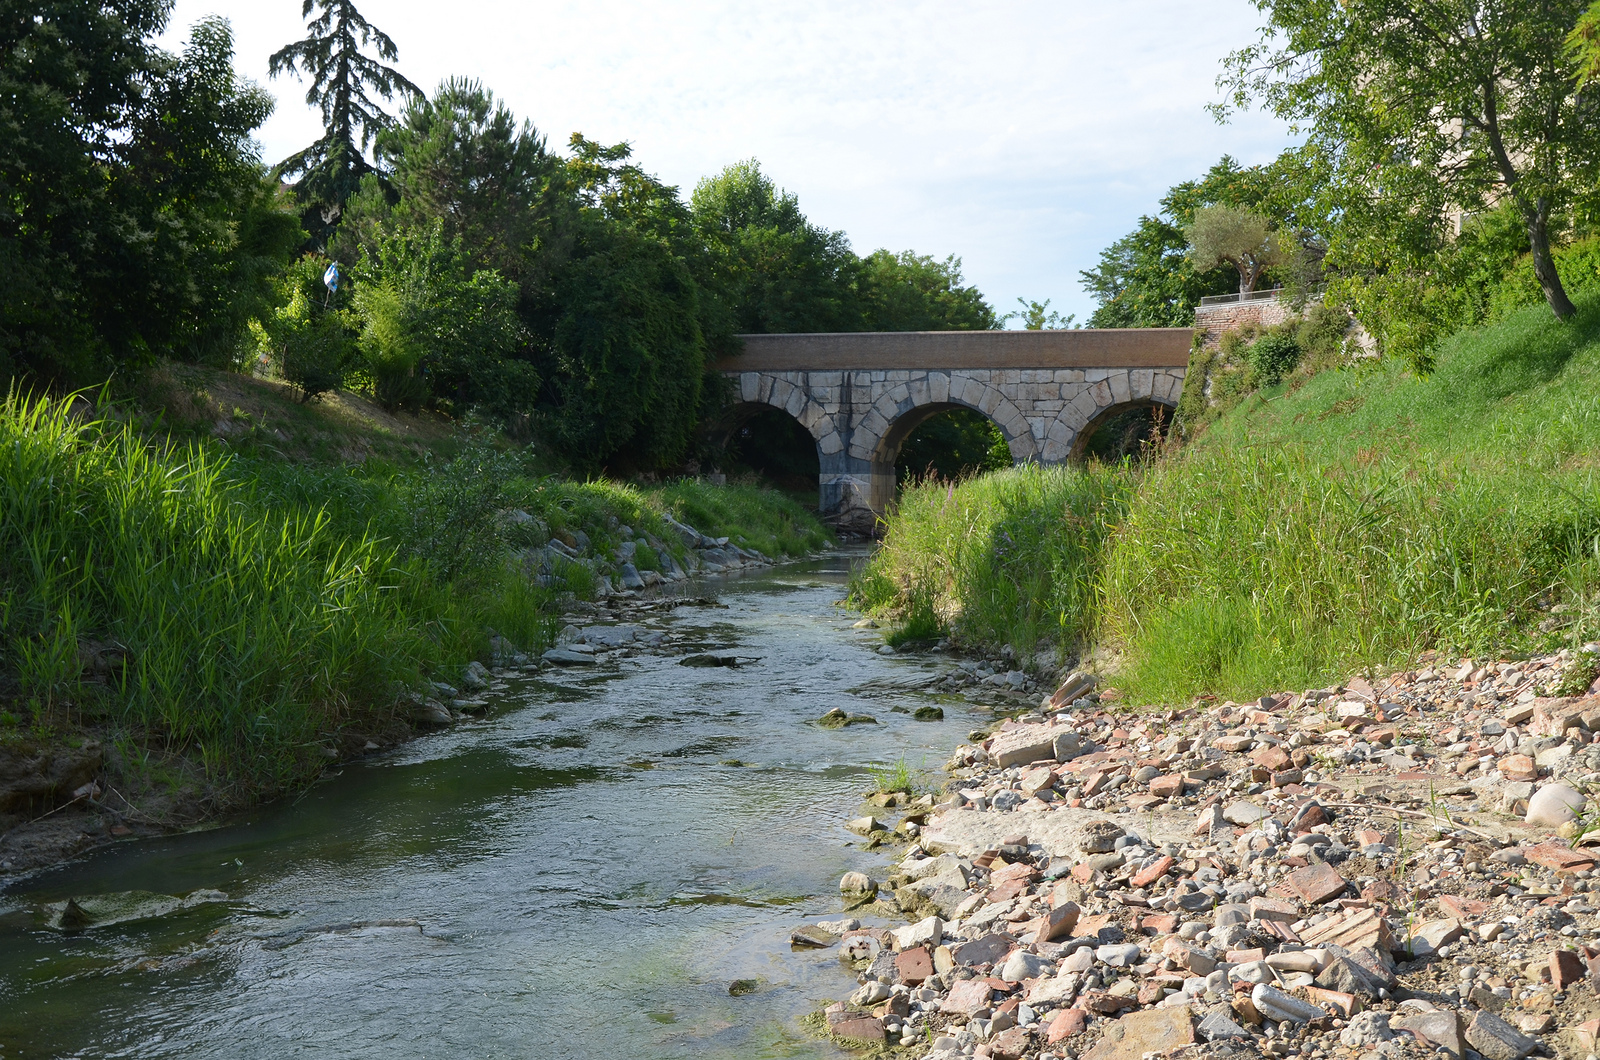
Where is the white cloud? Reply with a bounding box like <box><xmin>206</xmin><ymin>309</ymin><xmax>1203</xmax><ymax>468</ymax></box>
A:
<box><xmin>163</xmin><ymin>0</ymin><xmax>1293</xmax><ymax>322</ymax></box>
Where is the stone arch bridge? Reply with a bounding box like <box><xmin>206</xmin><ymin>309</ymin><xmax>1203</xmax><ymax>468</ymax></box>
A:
<box><xmin>713</xmin><ymin>328</ymin><xmax>1193</xmax><ymax>527</ymax></box>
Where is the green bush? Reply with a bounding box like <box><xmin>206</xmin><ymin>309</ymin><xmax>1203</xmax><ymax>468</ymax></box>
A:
<box><xmin>402</xmin><ymin>443</ymin><xmax>524</xmax><ymax>583</ymax></box>
<box><xmin>1489</xmin><ymin>236</ymin><xmax>1600</xmax><ymax>321</ymax></box>
<box><xmin>280</xmin><ymin>309</ymin><xmax>353</xmax><ymax>402</ymax></box>
<box><xmin>1248</xmin><ymin>333</ymin><xmax>1302</xmax><ymax>385</ymax></box>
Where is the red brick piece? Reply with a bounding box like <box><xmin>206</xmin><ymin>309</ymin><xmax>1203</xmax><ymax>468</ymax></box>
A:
<box><xmin>1149</xmin><ymin>774</ymin><xmax>1185</xmax><ymax>797</ymax></box>
<box><xmin>1036</xmin><ymin>901</ymin><xmax>1080</xmax><ymax>944</ymax></box>
<box><xmin>1250</xmin><ymin>744</ymin><xmax>1293</xmax><ymax>771</ymax></box>
<box><xmin>1439</xmin><ymin>895</ymin><xmax>1489</xmax><ymax>919</ymax></box>
<box><xmin>944</xmin><ymin>978</ymin><xmax>994</xmax><ymax>1016</ymax></box>
<box><xmin>1131</xmin><ymin>855</ymin><xmax>1176</xmax><ymax>888</ymax></box>
<box><xmin>1499</xmin><ymin>754</ymin><xmax>1537</xmax><ymax>782</ymax></box>
<box><xmin>1048</xmin><ymin>1007</ymin><xmax>1088</xmax><ymax>1042</ymax></box>
<box><xmin>1552</xmin><ymin>949</ymin><xmax>1587</xmax><ymax>989</ymax></box>
<box><xmin>1248</xmin><ymin>897</ymin><xmax>1299</xmax><ymax>923</ymax></box>
<box><xmin>1526</xmin><ymin>843</ymin><xmax>1597</xmax><ymax>873</ymax></box>
<box><xmin>990</xmin><ymin>1027</ymin><xmax>1030</xmax><ymax>1060</ymax></box>
<box><xmin>1284</xmin><ymin>863</ymin><xmax>1348</xmax><ymax>905</ymax></box>
<box><xmin>1079</xmin><ymin>991</ymin><xmax>1139</xmax><ymax>1015</ymax></box>
<box><xmin>1139</xmin><ymin>913</ymin><xmax>1179</xmax><ymax>935</ymax></box>
<box><xmin>894</xmin><ymin>946</ymin><xmax>933</xmax><ymax>985</ymax></box>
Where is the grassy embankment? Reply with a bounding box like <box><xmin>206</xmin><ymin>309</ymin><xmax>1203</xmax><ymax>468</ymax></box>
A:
<box><xmin>853</xmin><ymin>296</ymin><xmax>1600</xmax><ymax>704</ymax></box>
<box><xmin>0</xmin><ymin>370</ymin><xmax>828</xmax><ymax>813</ymax></box>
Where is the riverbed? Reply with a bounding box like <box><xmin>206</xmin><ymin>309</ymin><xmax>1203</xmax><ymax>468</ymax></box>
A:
<box><xmin>0</xmin><ymin>553</ymin><xmax>982</xmax><ymax>1060</ymax></box>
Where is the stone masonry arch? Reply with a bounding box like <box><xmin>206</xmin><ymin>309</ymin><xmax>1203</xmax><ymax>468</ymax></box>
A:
<box><xmin>1067</xmin><ymin>396</ymin><xmax>1179</xmax><ymax>461</ymax></box>
<box><xmin>853</xmin><ymin>375</ymin><xmax>1038</xmax><ymax>513</ymax></box>
<box><xmin>716</xmin><ymin>330</ymin><xmax>1192</xmax><ymax>529</ymax></box>
<box><xmin>732</xmin><ymin>372</ymin><xmax>843</xmax><ymax>459</ymax></box>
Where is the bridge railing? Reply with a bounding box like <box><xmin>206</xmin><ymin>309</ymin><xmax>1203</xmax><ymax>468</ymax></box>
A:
<box><xmin>1198</xmin><ymin>288</ymin><xmax>1285</xmax><ymax>307</ymax></box>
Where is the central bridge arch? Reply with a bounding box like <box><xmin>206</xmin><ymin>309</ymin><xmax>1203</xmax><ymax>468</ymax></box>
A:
<box><xmin>853</xmin><ymin>379</ymin><xmax>1038</xmax><ymax>513</ymax></box>
<box><xmin>714</xmin><ymin>328</ymin><xmax>1192</xmax><ymax>528</ymax></box>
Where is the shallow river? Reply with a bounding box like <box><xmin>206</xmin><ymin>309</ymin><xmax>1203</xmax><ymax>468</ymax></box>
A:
<box><xmin>0</xmin><ymin>554</ymin><xmax>983</xmax><ymax>1060</ymax></box>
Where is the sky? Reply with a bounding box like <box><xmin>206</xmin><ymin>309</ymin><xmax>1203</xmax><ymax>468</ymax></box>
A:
<box><xmin>159</xmin><ymin>1</ymin><xmax>1296</xmax><ymax>326</ymax></box>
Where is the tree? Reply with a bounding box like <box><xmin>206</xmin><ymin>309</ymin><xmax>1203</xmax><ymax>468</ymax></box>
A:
<box><xmin>1002</xmin><ymin>298</ymin><xmax>1077</xmax><ymax>330</ymax></box>
<box><xmin>365</xmin><ymin>78</ymin><xmax>568</xmax><ymax>284</ymax></box>
<box><xmin>538</xmin><ymin>138</ymin><xmax>712</xmax><ymax>471</ymax></box>
<box><xmin>860</xmin><ymin>250</ymin><xmax>998</xmax><ymax>330</ymax></box>
<box><xmin>1079</xmin><ymin>156</ymin><xmax>1292</xmax><ymax>327</ymax></box>
<box><xmin>268</xmin><ymin>0</ymin><xmax>420</xmax><ymax>243</ymax></box>
<box><xmin>1</xmin><ymin>6</ymin><xmax>297</xmax><ymax>382</ymax></box>
<box><xmin>1185</xmin><ymin>205</ymin><xmax>1282</xmax><ymax>294</ymax></box>
<box><xmin>1570</xmin><ymin>2</ymin><xmax>1600</xmax><ymax>88</ymax></box>
<box><xmin>690</xmin><ymin>160</ymin><xmax>863</xmax><ymax>333</ymax></box>
<box><xmin>1217</xmin><ymin>0</ymin><xmax>1600</xmax><ymax>321</ymax></box>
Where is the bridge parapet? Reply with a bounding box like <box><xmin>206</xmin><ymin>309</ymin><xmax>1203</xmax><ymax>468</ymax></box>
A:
<box><xmin>713</xmin><ymin>329</ymin><xmax>1193</xmax><ymax>527</ymax></box>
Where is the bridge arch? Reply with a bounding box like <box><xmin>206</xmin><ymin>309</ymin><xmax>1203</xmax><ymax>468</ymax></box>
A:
<box><xmin>728</xmin><ymin>372</ymin><xmax>845</xmax><ymax>458</ymax></box>
<box><xmin>852</xmin><ymin>376</ymin><xmax>1038</xmax><ymax>512</ymax></box>
<box><xmin>1069</xmin><ymin>397</ymin><xmax>1178</xmax><ymax>462</ymax></box>
<box><xmin>1040</xmin><ymin>368</ymin><xmax>1183</xmax><ymax>463</ymax></box>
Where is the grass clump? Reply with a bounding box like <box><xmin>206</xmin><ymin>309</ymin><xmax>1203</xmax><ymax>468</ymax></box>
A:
<box><xmin>652</xmin><ymin>479</ymin><xmax>832</xmax><ymax>557</ymax></box>
<box><xmin>851</xmin><ymin>465</ymin><xmax>1130</xmax><ymax>660</ymax></box>
<box><xmin>1121</xmin><ymin>297</ymin><xmax>1600</xmax><ymax>699</ymax></box>
<box><xmin>868</xmin><ymin>757</ymin><xmax>919</xmax><ymax>795</ymax></box>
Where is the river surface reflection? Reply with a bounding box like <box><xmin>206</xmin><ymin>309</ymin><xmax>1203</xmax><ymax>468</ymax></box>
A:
<box><xmin>0</xmin><ymin>553</ymin><xmax>984</xmax><ymax>1060</ymax></box>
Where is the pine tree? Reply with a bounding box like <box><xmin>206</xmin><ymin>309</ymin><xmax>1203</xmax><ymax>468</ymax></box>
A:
<box><xmin>268</xmin><ymin>0</ymin><xmax>420</xmax><ymax>243</ymax></box>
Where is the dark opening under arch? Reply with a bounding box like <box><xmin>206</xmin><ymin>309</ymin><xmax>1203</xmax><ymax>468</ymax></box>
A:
<box><xmin>890</xmin><ymin>405</ymin><xmax>1012</xmax><ymax>485</ymax></box>
<box><xmin>717</xmin><ymin>404</ymin><xmax>820</xmax><ymax>500</ymax></box>
<box><xmin>1073</xmin><ymin>401</ymin><xmax>1174</xmax><ymax>463</ymax></box>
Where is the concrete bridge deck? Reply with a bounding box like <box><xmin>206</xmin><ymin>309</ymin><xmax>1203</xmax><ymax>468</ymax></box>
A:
<box><xmin>713</xmin><ymin>328</ymin><xmax>1194</xmax><ymax>526</ymax></box>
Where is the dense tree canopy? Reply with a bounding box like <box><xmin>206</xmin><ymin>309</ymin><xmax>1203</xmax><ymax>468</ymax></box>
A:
<box><xmin>1217</xmin><ymin>0</ymin><xmax>1600</xmax><ymax>324</ymax></box>
<box><xmin>860</xmin><ymin>251</ymin><xmax>998</xmax><ymax>331</ymax></box>
<box><xmin>1</xmin><ymin>4</ymin><xmax>299</xmax><ymax>382</ymax></box>
<box><xmin>369</xmin><ymin>79</ymin><xmax>567</xmax><ymax>285</ymax></box>
<box><xmin>690</xmin><ymin>160</ymin><xmax>864</xmax><ymax>334</ymax></box>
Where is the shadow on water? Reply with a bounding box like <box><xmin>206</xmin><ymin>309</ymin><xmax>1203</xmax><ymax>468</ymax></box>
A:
<box><xmin>0</xmin><ymin>554</ymin><xmax>981</xmax><ymax>1060</ymax></box>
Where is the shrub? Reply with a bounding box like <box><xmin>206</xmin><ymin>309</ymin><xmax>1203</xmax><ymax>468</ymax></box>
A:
<box><xmin>402</xmin><ymin>443</ymin><xmax>523</xmax><ymax>582</ymax></box>
<box><xmin>280</xmin><ymin>309</ymin><xmax>353</xmax><ymax>402</ymax></box>
<box><xmin>1248</xmin><ymin>333</ymin><xmax>1302</xmax><ymax>385</ymax></box>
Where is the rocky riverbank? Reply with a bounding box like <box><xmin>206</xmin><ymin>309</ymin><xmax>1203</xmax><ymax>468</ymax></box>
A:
<box><xmin>0</xmin><ymin>521</ymin><xmax>794</xmax><ymax>879</ymax></box>
<box><xmin>795</xmin><ymin>648</ymin><xmax>1600</xmax><ymax>1060</ymax></box>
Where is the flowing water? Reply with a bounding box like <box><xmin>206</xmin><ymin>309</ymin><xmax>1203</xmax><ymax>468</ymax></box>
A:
<box><xmin>0</xmin><ymin>554</ymin><xmax>984</xmax><ymax>1060</ymax></box>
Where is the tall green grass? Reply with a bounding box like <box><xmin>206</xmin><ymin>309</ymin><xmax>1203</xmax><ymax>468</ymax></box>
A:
<box><xmin>858</xmin><ymin>296</ymin><xmax>1600</xmax><ymax>704</ymax></box>
<box><xmin>851</xmin><ymin>465</ymin><xmax>1130</xmax><ymax>658</ymax></box>
<box><xmin>0</xmin><ymin>392</ymin><xmax>831</xmax><ymax>798</ymax></box>
<box><xmin>0</xmin><ymin>391</ymin><xmax>462</xmax><ymax>791</ymax></box>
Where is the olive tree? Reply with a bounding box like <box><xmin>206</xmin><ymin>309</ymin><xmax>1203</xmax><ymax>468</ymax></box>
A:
<box><xmin>1217</xmin><ymin>0</ymin><xmax>1600</xmax><ymax>321</ymax></box>
<box><xmin>1185</xmin><ymin>205</ymin><xmax>1282</xmax><ymax>295</ymax></box>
